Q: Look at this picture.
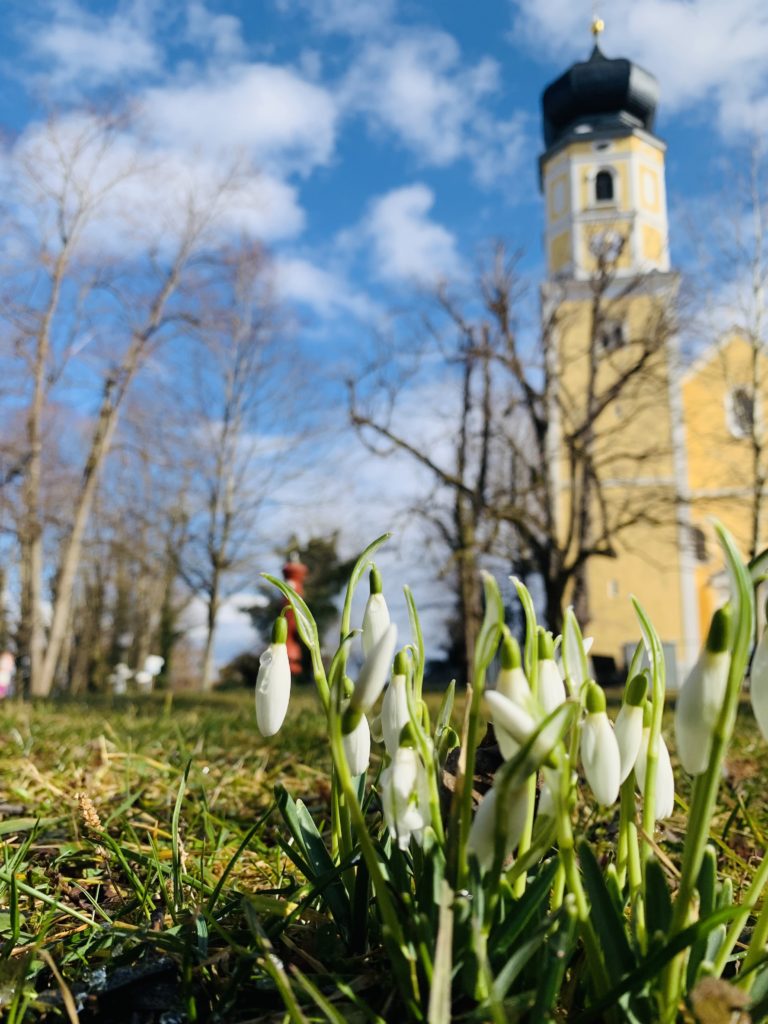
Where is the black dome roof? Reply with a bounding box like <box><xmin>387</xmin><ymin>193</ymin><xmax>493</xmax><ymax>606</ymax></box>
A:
<box><xmin>542</xmin><ymin>44</ymin><xmax>659</xmax><ymax>150</ymax></box>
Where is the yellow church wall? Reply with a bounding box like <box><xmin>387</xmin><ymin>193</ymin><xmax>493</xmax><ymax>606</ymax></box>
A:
<box><xmin>547</xmin><ymin>172</ymin><xmax>570</xmax><ymax>221</ymax></box>
<box><xmin>585</xmin><ymin>508</ymin><xmax>684</xmax><ymax>668</ymax></box>
<box><xmin>554</xmin><ymin>295</ymin><xmax>677</xmax><ymax>482</ymax></box>
<box><xmin>683</xmin><ymin>334</ymin><xmax>768</xmax><ymax>646</ymax></box>
<box><xmin>683</xmin><ymin>335</ymin><xmax>768</xmax><ymax>497</ymax></box>
<box><xmin>549</xmin><ymin>230</ymin><xmax>572</xmax><ymax>274</ymax></box>
<box><xmin>578</xmin><ymin>222</ymin><xmax>634</xmax><ymax>274</ymax></box>
<box><xmin>641</xmin><ymin>224</ymin><xmax>663</xmax><ymax>263</ymax></box>
<box><xmin>639</xmin><ymin>167</ymin><xmax>660</xmax><ymax>214</ymax></box>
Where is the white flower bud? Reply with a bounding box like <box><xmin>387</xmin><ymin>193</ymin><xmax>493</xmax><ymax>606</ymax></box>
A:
<box><xmin>615</xmin><ymin>704</ymin><xmax>644</xmax><ymax>784</ymax></box>
<box><xmin>381</xmin><ymin>672</ymin><xmax>410</xmax><ymax>755</ymax></box>
<box><xmin>674</xmin><ymin>607</ymin><xmax>731</xmax><ymax>775</ymax></box>
<box><xmin>255</xmin><ymin>631</ymin><xmax>291</xmax><ymax>737</ymax></box>
<box><xmin>380</xmin><ymin>746</ymin><xmax>430</xmax><ymax>850</ymax></box>
<box><xmin>467</xmin><ymin>783</ymin><xmax>529</xmax><ymax>871</ymax></box>
<box><xmin>362</xmin><ymin>567</ymin><xmax>390</xmax><ymax>658</ymax></box>
<box><xmin>538</xmin><ymin>659</ymin><xmax>566</xmax><ymax>715</ymax></box>
<box><xmin>580</xmin><ymin>683</ymin><xmax>621</xmax><ymax>806</ymax></box>
<box><xmin>635</xmin><ymin>727</ymin><xmax>675</xmax><ymax>820</ymax></box>
<box><xmin>342</xmin><ymin>711</ymin><xmax>371</xmax><ymax>776</ymax></box>
<box><xmin>350</xmin><ymin>623</ymin><xmax>398</xmax><ymax>715</ymax></box>
<box><xmin>750</xmin><ymin>623</ymin><xmax>768</xmax><ymax>742</ymax></box>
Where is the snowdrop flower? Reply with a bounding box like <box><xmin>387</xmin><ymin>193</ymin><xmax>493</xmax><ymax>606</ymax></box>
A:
<box><xmin>467</xmin><ymin>782</ymin><xmax>529</xmax><ymax>871</ymax></box>
<box><xmin>255</xmin><ymin>617</ymin><xmax>291</xmax><ymax>737</ymax></box>
<box><xmin>750</xmin><ymin>606</ymin><xmax>768</xmax><ymax>742</ymax></box>
<box><xmin>635</xmin><ymin>709</ymin><xmax>675</xmax><ymax>820</ymax></box>
<box><xmin>537</xmin><ymin>630</ymin><xmax>566</xmax><ymax>715</ymax></box>
<box><xmin>381</xmin><ymin>651</ymin><xmax>411</xmax><ymax>755</ymax></box>
<box><xmin>675</xmin><ymin>606</ymin><xmax>731</xmax><ymax>775</ymax></box>
<box><xmin>495</xmin><ymin>634</ymin><xmax>533</xmax><ymax>709</ymax></box>
<box><xmin>580</xmin><ymin>681</ymin><xmax>621</xmax><ymax>806</ymax></box>
<box><xmin>614</xmin><ymin>672</ymin><xmax>648</xmax><ymax>783</ymax></box>
<box><xmin>485</xmin><ymin>690</ymin><xmax>553</xmax><ymax>764</ymax></box>
<box><xmin>380</xmin><ymin>745</ymin><xmax>431</xmax><ymax>850</ymax></box>
<box><xmin>342</xmin><ymin>706</ymin><xmax>371</xmax><ymax>776</ymax></box>
<box><xmin>144</xmin><ymin>655</ymin><xmax>164</xmax><ymax>676</ymax></box>
<box><xmin>362</xmin><ymin>566</ymin><xmax>390</xmax><ymax>658</ymax></box>
<box><xmin>134</xmin><ymin>669</ymin><xmax>153</xmax><ymax>692</ymax></box>
<box><xmin>347</xmin><ymin>623</ymin><xmax>398</xmax><ymax>721</ymax></box>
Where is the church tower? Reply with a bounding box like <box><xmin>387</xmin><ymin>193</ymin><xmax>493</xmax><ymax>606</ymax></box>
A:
<box><xmin>541</xmin><ymin>21</ymin><xmax>670</xmax><ymax>280</ymax></box>
<box><xmin>539</xmin><ymin>22</ymin><xmax>700</xmax><ymax>680</ymax></box>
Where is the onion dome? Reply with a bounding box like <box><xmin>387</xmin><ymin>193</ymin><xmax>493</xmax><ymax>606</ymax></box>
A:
<box><xmin>541</xmin><ymin>41</ymin><xmax>659</xmax><ymax>152</ymax></box>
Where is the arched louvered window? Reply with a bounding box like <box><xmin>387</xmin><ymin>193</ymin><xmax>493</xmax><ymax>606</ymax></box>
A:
<box><xmin>595</xmin><ymin>170</ymin><xmax>614</xmax><ymax>202</ymax></box>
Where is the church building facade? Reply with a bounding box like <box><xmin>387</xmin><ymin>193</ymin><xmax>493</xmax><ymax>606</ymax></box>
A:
<box><xmin>538</xmin><ymin>25</ymin><xmax>765</xmax><ymax>683</ymax></box>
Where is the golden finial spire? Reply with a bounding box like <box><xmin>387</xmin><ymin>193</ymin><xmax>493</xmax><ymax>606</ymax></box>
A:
<box><xmin>591</xmin><ymin>1</ymin><xmax>604</xmax><ymax>40</ymax></box>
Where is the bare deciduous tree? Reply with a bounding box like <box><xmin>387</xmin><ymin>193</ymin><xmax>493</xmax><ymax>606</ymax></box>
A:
<box><xmin>350</xmin><ymin>241</ymin><xmax>678</xmax><ymax>680</ymax></box>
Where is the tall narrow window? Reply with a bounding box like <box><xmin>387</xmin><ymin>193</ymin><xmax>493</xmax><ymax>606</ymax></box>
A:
<box><xmin>595</xmin><ymin>169</ymin><xmax>614</xmax><ymax>202</ymax></box>
<box><xmin>727</xmin><ymin>387</ymin><xmax>755</xmax><ymax>438</ymax></box>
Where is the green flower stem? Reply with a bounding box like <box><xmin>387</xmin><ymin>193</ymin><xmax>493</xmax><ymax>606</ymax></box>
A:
<box><xmin>740</xmin><ymin>886</ymin><xmax>768</xmax><ymax>988</ymax></box>
<box><xmin>403</xmin><ymin>663</ymin><xmax>445</xmax><ymax>847</ymax></box>
<box><xmin>554</xmin><ymin>756</ymin><xmax>612</xmax><ymax>1003</ymax></box>
<box><xmin>512</xmin><ymin>774</ymin><xmax>537</xmax><ymax>898</ymax></box>
<box><xmin>455</xmin><ymin>666</ymin><xmax>489</xmax><ymax>888</ymax></box>
<box><xmin>617</xmin><ymin>775</ymin><xmax>632</xmax><ymax>890</ymax></box>
<box><xmin>714</xmin><ymin>842</ymin><xmax>768</xmax><ymax>979</ymax></box>
<box><xmin>312</xmin><ymin>653</ymin><xmax>331</xmax><ymax>713</ymax></box>
<box><xmin>550</xmin><ymin>861</ymin><xmax>566</xmax><ymax>911</ymax></box>
<box><xmin>641</xmin><ymin>685</ymin><xmax>664</xmax><ymax>869</ymax></box>
<box><xmin>327</xmin><ymin>701</ymin><xmax>419</xmax><ymax>1005</ymax></box>
<box><xmin>664</xmin><ymin>657</ymin><xmax>750</xmax><ymax>1010</ymax></box>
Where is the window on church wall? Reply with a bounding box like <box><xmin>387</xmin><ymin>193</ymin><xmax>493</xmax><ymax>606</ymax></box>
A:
<box><xmin>595</xmin><ymin>169</ymin><xmax>615</xmax><ymax>203</ymax></box>
<box><xmin>689</xmin><ymin>526</ymin><xmax>708</xmax><ymax>563</ymax></box>
<box><xmin>595</xmin><ymin>318</ymin><xmax>626</xmax><ymax>353</ymax></box>
<box><xmin>726</xmin><ymin>386</ymin><xmax>756</xmax><ymax>439</ymax></box>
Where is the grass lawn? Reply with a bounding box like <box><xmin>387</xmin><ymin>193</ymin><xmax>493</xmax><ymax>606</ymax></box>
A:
<box><xmin>0</xmin><ymin>689</ymin><xmax>766</xmax><ymax>1022</ymax></box>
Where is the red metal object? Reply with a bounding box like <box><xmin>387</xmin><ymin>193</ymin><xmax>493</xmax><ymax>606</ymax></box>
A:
<box><xmin>282</xmin><ymin>554</ymin><xmax>308</xmax><ymax>675</ymax></box>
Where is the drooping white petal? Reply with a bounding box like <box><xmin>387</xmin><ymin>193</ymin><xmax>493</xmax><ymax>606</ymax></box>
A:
<box><xmin>381</xmin><ymin>673</ymin><xmax>410</xmax><ymax>755</ymax></box>
<box><xmin>380</xmin><ymin>746</ymin><xmax>430</xmax><ymax>850</ymax></box>
<box><xmin>674</xmin><ymin>649</ymin><xmax>730</xmax><ymax>775</ymax></box>
<box><xmin>342</xmin><ymin>712</ymin><xmax>371</xmax><ymax>776</ymax></box>
<box><xmin>536</xmin><ymin>767</ymin><xmax>559</xmax><ymax>820</ymax></box>
<box><xmin>485</xmin><ymin>689</ymin><xmax>558</xmax><ymax>765</ymax></box>
<box><xmin>614</xmin><ymin>703</ymin><xmax>644</xmax><ymax>784</ymax></box>
<box><xmin>362</xmin><ymin>592</ymin><xmax>391</xmax><ymax>658</ymax></box>
<box><xmin>538</xmin><ymin>659</ymin><xmax>566</xmax><ymax>715</ymax></box>
<box><xmin>750</xmin><ymin>631</ymin><xmax>768</xmax><ymax>742</ymax></box>
<box><xmin>580</xmin><ymin>711</ymin><xmax>621</xmax><ymax>806</ymax></box>
<box><xmin>467</xmin><ymin>783</ymin><xmax>530</xmax><ymax>871</ymax></box>
<box><xmin>255</xmin><ymin>643</ymin><xmax>292</xmax><ymax>737</ymax></box>
<box><xmin>351</xmin><ymin>623</ymin><xmax>398</xmax><ymax>714</ymax></box>
<box><xmin>496</xmin><ymin>666</ymin><xmax>532</xmax><ymax>708</ymax></box>
<box><xmin>635</xmin><ymin>727</ymin><xmax>675</xmax><ymax>820</ymax></box>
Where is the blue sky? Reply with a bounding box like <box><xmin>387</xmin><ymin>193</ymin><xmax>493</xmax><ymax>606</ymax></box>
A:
<box><xmin>3</xmin><ymin>0</ymin><xmax>768</xmax><ymax>662</ymax></box>
<box><xmin>4</xmin><ymin>0</ymin><xmax>762</xmax><ymax>356</ymax></box>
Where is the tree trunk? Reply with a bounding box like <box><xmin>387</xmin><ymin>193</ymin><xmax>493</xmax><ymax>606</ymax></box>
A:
<box><xmin>200</xmin><ymin>582</ymin><xmax>220</xmax><ymax>692</ymax></box>
<box><xmin>33</xmin><ymin>389</ymin><xmax>121</xmax><ymax>696</ymax></box>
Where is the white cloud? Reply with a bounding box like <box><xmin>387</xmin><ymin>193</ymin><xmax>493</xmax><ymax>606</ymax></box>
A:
<box><xmin>343</xmin><ymin>30</ymin><xmax>529</xmax><ymax>183</ymax></box>
<box><xmin>273</xmin><ymin>257</ymin><xmax>377</xmax><ymax>320</ymax></box>
<box><xmin>28</xmin><ymin>0</ymin><xmax>161</xmax><ymax>87</ymax></box>
<box><xmin>362</xmin><ymin>184</ymin><xmax>463</xmax><ymax>285</ymax></box>
<box><xmin>512</xmin><ymin>0</ymin><xmax>768</xmax><ymax>135</ymax></box>
<box><xmin>186</xmin><ymin>0</ymin><xmax>245</xmax><ymax>60</ymax></box>
<box><xmin>9</xmin><ymin>111</ymin><xmax>305</xmax><ymax>259</ymax></box>
<box><xmin>141</xmin><ymin>63</ymin><xmax>339</xmax><ymax>176</ymax></box>
<box><xmin>274</xmin><ymin>0</ymin><xmax>397</xmax><ymax>35</ymax></box>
